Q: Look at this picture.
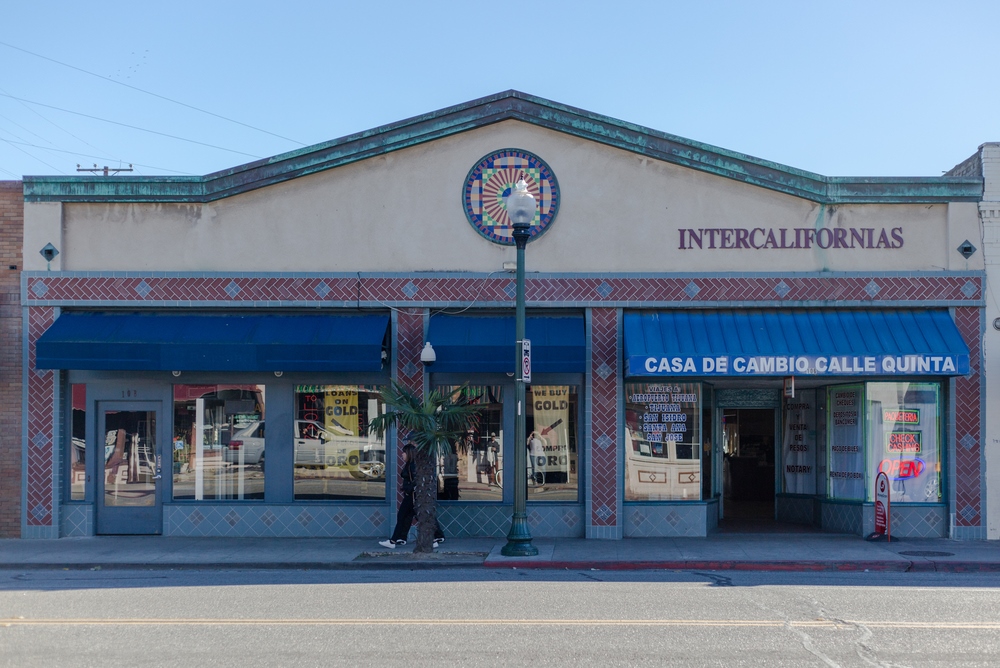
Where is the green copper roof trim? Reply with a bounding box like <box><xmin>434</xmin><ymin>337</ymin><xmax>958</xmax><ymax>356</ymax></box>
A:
<box><xmin>22</xmin><ymin>90</ymin><xmax>982</xmax><ymax>204</ymax></box>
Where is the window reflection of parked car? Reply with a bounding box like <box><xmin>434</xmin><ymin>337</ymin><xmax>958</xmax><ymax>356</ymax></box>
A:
<box><xmin>294</xmin><ymin>420</ymin><xmax>385</xmax><ymax>480</ymax></box>
<box><xmin>225</xmin><ymin>421</ymin><xmax>266</xmax><ymax>469</ymax></box>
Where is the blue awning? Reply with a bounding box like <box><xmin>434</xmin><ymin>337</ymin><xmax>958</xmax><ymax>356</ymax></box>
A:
<box><xmin>426</xmin><ymin>315</ymin><xmax>585</xmax><ymax>373</ymax></box>
<box><xmin>36</xmin><ymin>313</ymin><xmax>390</xmax><ymax>372</ymax></box>
<box><xmin>624</xmin><ymin>310</ymin><xmax>970</xmax><ymax>377</ymax></box>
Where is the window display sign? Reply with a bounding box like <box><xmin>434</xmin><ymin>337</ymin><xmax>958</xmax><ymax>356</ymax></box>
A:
<box><xmin>782</xmin><ymin>390</ymin><xmax>815</xmax><ymax>494</ymax></box>
<box><xmin>625</xmin><ymin>382</ymin><xmax>701</xmax><ymax>501</ymax></box>
<box><xmin>530</xmin><ymin>386</ymin><xmax>570</xmax><ymax>481</ymax></box>
<box><xmin>867</xmin><ymin>382</ymin><xmax>940</xmax><ymax>503</ymax></box>
<box><xmin>828</xmin><ymin>385</ymin><xmax>865</xmax><ymax>500</ymax></box>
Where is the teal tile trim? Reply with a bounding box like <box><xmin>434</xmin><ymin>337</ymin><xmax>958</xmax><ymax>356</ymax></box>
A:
<box><xmin>24</xmin><ymin>91</ymin><xmax>982</xmax><ymax>204</ymax></box>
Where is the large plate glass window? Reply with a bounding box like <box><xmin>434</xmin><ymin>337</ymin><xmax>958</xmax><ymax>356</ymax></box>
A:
<box><xmin>172</xmin><ymin>385</ymin><xmax>266</xmax><ymax>501</ymax></box>
<box><xmin>782</xmin><ymin>390</ymin><xmax>817</xmax><ymax>495</ymax></box>
<box><xmin>827</xmin><ymin>384</ymin><xmax>865</xmax><ymax>500</ymax></box>
<box><xmin>625</xmin><ymin>382</ymin><xmax>702</xmax><ymax>501</ymax></box>
<box><xmin>526</xmin><ymin>385</ymin><xmax>579</xmax><ymax>501</ymax></box>
<box><xmin>293</xmin><ymin>385</ymin><xmax>386</xmax><ymax>500</ymax></box>
<box><xmin>434</xmin><ymin>385</ymin><xmax>503</xmax><ymax>502</ymax></box>
<box><xmin>866</xmin><ymin>382</ymin><xmax>941</xmax><ymax>503</ymax></box>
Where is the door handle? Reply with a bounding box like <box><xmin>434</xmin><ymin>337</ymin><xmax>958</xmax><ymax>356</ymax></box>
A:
<box><xmin>151</xmin><ymin>474</ymin><xmax>162</xmax><ymax>480</ymax></box>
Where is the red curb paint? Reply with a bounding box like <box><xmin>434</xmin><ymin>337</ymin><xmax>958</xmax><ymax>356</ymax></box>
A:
<box><xmin>482</xmin><ymin>560</ymin><xmax>1000</xmax><ymax>573</ymax></box>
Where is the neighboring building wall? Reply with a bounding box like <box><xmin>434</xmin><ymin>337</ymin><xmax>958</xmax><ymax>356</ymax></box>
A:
<box><xmin>0</xmin><ymin>182</ymin><xmax>23</xmax><ymax>537</ymax></box>
<box><xmin>978</xmin><ymin>143</ymin><xmax>1000</xmax><ymax>539</ymax></box>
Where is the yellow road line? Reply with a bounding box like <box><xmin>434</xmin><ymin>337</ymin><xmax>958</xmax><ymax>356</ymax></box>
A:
<box><xmin>2</xmin><ymin>618</ymin><xmax>999</xmax><ymax>629</ymax></box>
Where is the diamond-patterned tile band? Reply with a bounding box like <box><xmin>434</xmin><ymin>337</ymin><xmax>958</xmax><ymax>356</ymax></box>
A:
<box><xmin>25</xmin><ymin>274</ymin><xmax>982</xmax><ymax>305</ymax></box>
<box><xmin>596</xmin><ymin>363</ymin><xmax>613</xmax><ymax>380</ymax></box>
<box><xmin>774</xmin><ymin>281</ymin><xmax>790</xmax><ymax>298</ymax></box>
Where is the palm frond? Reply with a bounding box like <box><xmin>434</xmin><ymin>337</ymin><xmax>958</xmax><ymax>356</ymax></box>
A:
<box><xmin>369</xmin><ymin>380</ymin><xmax>482</xmax><ymax>458</ymax></box>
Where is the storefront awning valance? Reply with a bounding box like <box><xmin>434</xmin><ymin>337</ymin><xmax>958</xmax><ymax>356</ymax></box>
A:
<box><xmin>426</xmin><ymin>315</ymin><xmax>585</xmax><ymax>373</ymax></box>
<box><xmin>624</xmin><ymin>310</ymin><xmax>970</xmax><ymax>377</ymax></box>
<box><xmin>36</xmin><ymin>313</ymin><xmax>390</xmax><ymax>372</ymax></box>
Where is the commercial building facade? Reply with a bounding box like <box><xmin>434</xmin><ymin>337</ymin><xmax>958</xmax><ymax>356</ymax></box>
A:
<box><xmin>17</xmin><ymin>92</ymin><xmax>988</xmax><ymax>540</ymax></box>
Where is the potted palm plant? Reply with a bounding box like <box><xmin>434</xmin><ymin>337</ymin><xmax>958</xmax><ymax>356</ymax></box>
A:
<box><xmin>369</xmin><ymin>381</ymin><xmax>482</xmax><ymax>553</ymax></box>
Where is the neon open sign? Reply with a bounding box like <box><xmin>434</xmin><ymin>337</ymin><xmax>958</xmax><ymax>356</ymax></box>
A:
<box><xmin>878</xmin><ymin>458</ymin><xmax>925</xmax><ymax>480</ymax></box>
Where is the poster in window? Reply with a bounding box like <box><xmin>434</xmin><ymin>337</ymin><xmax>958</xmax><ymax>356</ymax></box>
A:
<box><xmin>624</xmin><ymin>382</ymin><xmax>701</xmax><ymax>501</ymax></box>
<box><xmin>782</xmin><ymin>389</ymin><xmax>816</xmax><ymax>494</ymax></box>
<box><xmin>829</xmin><ymin>385</ymin><xmax>865</xmax><ymax>500</ymax></box>
<box><xmin>531</xmin><ymin>386</ymin><xmax>571</xmax><ymax>481</ymax></box>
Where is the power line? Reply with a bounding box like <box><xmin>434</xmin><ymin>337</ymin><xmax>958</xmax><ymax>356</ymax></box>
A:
<box><xmin>0</xmin><ymin>92</ymin><xmax>263</xmax><ymax>159</ymax></box>
<box><xmin>0</xmin><ymin>140</ymin><xmax>194</xmax><ymax>174</ymax></box>
<box><xmin>0</xmin><ymin>40</ymin><xmax>305</xmax><ymax>146</ymax></box>
<box><xmin>0</xmin><ymin>136</ymin><xmax>66</xmax><ymax>174</ymax></box>
<box><xmin>0</xmin><ymin>84</ymin><xmax>129</xmax><ymax>168</ymax></box>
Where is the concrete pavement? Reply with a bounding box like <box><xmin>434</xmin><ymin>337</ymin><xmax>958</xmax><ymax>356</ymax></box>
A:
<box><xmin>1</xmin><ymin>532</ymin><xmax>998</xmax><ymax>572</ymax></box>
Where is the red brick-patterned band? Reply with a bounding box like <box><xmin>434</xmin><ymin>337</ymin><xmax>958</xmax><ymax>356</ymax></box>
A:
<box><xmin>590</xmin><ymin>308</ymin><xmax>619</xmax><ymax>527</ymax></box>
<box><xmin>25</xmin><ymin>274</ymin><xmax>980</xmax><ymax>305</ymax></box>
<box><xmin>26</xmin><ymin>307</ymin><xmax>55</xmax><ymax>526</ymax></box>
<box><xmin>953</xmin><ymin>306</ymin><xmax>982</xmax><ymax>526</ymax></box>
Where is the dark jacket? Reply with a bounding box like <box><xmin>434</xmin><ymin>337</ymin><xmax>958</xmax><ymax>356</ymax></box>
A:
<box><xmin>401</xmin><ymin>459</ymin><xmax>416</xmax><ymax>495</ymax></box>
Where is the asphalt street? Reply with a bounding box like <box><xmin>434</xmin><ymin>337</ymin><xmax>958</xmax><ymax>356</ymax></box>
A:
<box><xmin>1</xmin><ymin>568</ymin><xmax>999</xmax><ymax>667</ymax></box>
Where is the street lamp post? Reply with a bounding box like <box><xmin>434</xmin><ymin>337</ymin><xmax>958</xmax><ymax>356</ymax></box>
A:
<box><xmin>502</xmin><ymin>178</ymin><xmax>539</xmax><ymax>557</ymax></box>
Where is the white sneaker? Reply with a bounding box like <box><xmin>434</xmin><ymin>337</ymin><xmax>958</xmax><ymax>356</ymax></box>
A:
<box><xmin>379</xmin><ymin>539</ymin><xmax>399</xmax><ymax>549</ymax></box>
<box><xmin>433</xmin><ymin>538</ymin><xmax>444</xmax><ymax>548</ymax></box>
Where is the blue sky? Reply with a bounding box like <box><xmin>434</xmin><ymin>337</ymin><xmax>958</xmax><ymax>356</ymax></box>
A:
<box><xmin>1</xmin><ymin>1</ymin><xmax>997</xmax><ymax>179</ymax></box>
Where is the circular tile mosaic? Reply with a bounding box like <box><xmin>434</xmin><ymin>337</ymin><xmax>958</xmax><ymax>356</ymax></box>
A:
<box><xmin>462</xmin><ymin>148</ymin><xmax>559</xmax><ymax>245</ymax></box>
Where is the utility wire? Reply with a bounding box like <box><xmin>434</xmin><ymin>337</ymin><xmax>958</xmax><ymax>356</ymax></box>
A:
<box><xmin>0</xmin><ymin>136</ymin><xmax>65</xmax><ymax>174</ymax></box>
<box><xmin>0</xmin><ymin>92</ymin><xmax>263</xmax><ymax>159</ymax></box>
<box><xmin>0</xmin><ymin>40</ymin><xmax>305</xmax><ymax>146</ymax></box>
<box><xmin>0</xmin><ymin>84</ymin><xmax>129</xmax><ymax>169</ymax></box>
<box><xmin>0</xmin><ymin>140</ymin><xmax>194</xmax><ymax>175</ymax></box>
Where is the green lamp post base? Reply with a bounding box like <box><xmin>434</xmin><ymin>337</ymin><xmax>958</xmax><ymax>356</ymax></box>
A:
<box><xmin>501</xmin><ymin>514</ymin><xmax>539</xmax><ymax>557</ymax></box>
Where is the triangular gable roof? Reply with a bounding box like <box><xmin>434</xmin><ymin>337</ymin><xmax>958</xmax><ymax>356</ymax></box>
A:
<box><xmin>23</xmin><ymin>90</ymin><xmax>982</xmax><ymax>204</ymax></box>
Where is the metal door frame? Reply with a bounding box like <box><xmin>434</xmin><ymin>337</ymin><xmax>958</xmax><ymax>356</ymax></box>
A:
<box><xmin>95</xmin><ymin>400</ymin><xmax>165</xmax><ymax>535</ymax></box>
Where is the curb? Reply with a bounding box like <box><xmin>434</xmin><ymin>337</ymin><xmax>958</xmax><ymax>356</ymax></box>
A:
<box><xmin>2</xmin><ymin>560</ymin><xmax>999</xmax><ymax>573</ymax></box>
<box><xmin>482</xmin><ymin>560</ymin><xmax>1000</xmax><ymax>573</ymax></box>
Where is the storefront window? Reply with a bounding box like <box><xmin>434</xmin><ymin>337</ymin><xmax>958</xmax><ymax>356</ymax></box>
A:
<box><xmin>625</xmin><ymin>382</ymin><xmax>702</xmax><ymax>501</ymax></box>
<box><xmin>293</xmin><ymin>385</ymin><xmax>385</xmax><ymax>500</ymax></box>
<box><xmin>866</xmin><ymin>382</ymin><xmax>941</xmax><ymax>503</ymax></box>
<box><xmin>526</xmin><ymin>385</ymin><xmax>579</xmax><ymax>501</ymax></box>
<box><xmin>172</xmin><ymin>385</ymin><xmax>266</xmax><ymax>500</ymax></box>
<box><xmin>434</xmin><ymin>385</ymin><xmax>503</xmax><ymax>502</ymax></box>
<box><xmin>69</xmin><ymin>384</ymin><xmax>86</xmax><ymax>501</ymax></box>
<box><xmin>828</xmin><ymin>384</ymin><xmax>865</xmax><ymax>500</ymax></box>
<box><xmin>782</xmin><ymin>389</ymin><xmax>817</xmax><ymax>495</ymax></box>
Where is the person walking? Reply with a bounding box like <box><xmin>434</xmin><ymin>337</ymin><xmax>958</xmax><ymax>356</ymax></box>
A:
<box><xmin>379</xmin><ymin>443</ymin><xmax>444</xmax><ymax>549</ymax></box>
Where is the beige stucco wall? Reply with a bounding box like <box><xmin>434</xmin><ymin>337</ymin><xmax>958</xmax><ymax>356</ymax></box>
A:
<box><xmin>23</xmin><ymin>121</ymin><xmax>984</xmax><ymax>273</ymax></box>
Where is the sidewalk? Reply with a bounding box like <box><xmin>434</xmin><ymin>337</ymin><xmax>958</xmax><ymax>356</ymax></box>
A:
<box><xmin>1</xmin><ymin>533</ymin><xmax>998</xmax><ymax>572</ymax></box>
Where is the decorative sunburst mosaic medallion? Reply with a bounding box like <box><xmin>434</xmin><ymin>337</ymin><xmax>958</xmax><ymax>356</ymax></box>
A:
<box><xmin>462</xmin><ymin>148</ymin><xmax>559</xmax><ymax>245</ymax></box>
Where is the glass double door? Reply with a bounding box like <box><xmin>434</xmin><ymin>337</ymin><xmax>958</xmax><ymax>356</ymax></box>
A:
<box><xmin>96</xmin><ymin>402</ymin><xmax>163</xmax><ymax>535</ymax></box>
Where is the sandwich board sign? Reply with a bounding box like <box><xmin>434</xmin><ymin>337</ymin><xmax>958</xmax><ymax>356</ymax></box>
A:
<box><xmin>873</xmin><ymin>471</ymin><xmax>891</xmax><ymax>541</ymax></box>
